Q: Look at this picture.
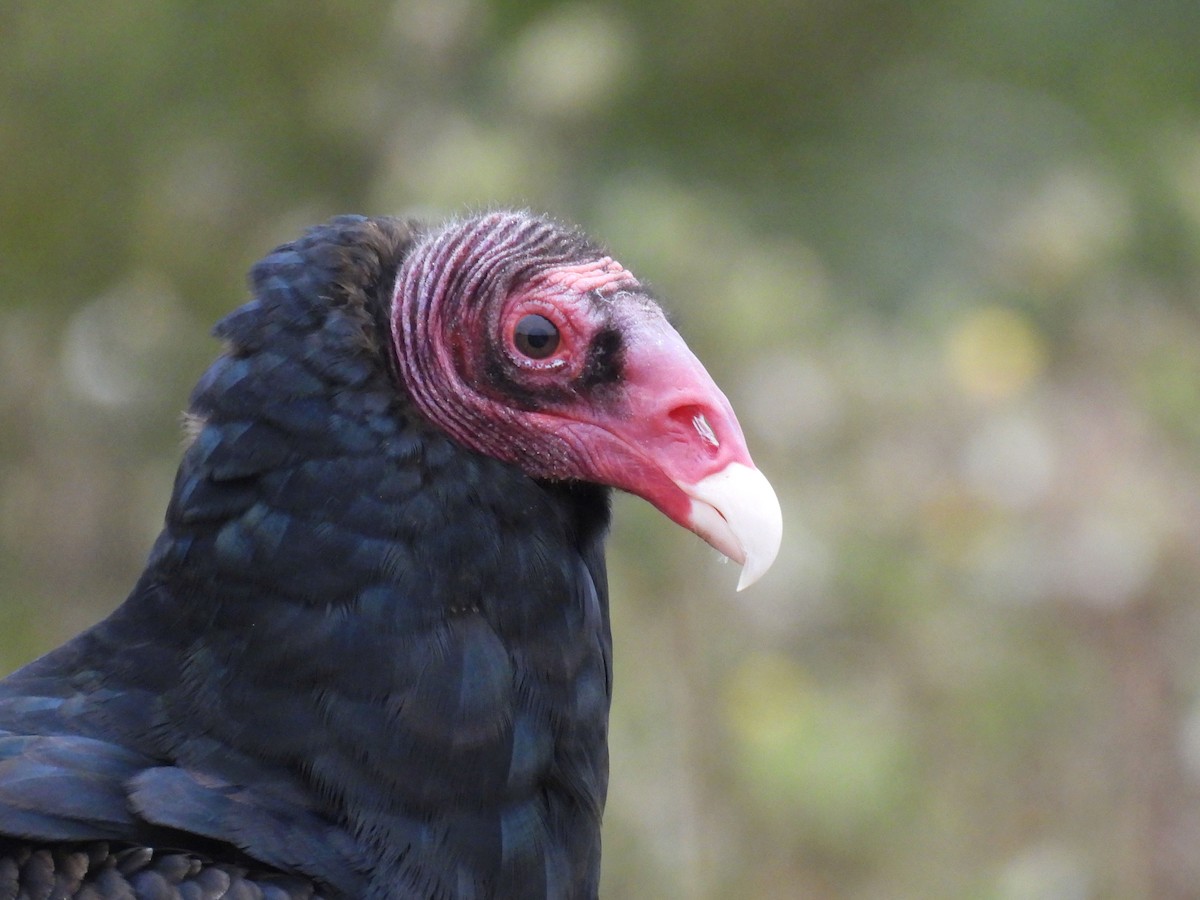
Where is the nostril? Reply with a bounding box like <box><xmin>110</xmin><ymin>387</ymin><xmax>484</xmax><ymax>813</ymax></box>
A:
<box><xmin>669</xmin><ymin>404</ymin><xmax>720</xmax><ymax>450</ymax></box>
<box><xmin>693</xmin><ymin>413</ymin><xmax>718</xmax><ymax>447</ymax></box>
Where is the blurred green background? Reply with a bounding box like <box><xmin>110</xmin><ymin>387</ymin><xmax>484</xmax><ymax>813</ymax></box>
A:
<box><xmin>4</xmin><ymin>2</ymin><xmax>1200</xmax><ymax>897</ymax></box>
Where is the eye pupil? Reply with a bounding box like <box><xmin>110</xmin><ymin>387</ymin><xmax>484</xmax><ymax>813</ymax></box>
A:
<box><xmin>514</xmin><ymin>314</ymin><xmax>560</xmax><ymax>359</ymax></box>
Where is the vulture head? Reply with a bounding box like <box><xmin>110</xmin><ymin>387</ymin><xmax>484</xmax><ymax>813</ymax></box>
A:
<box><xmin>392</xmin><ymin>211</ymin><xmax>782</xmax><ymax>589</ymax></box>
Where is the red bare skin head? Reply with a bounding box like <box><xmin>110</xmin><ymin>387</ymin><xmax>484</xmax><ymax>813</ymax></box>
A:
<box><xmin>391</xmin><ymin>211</ymin><xmax>780</xmax><ymax>588</ymax></box>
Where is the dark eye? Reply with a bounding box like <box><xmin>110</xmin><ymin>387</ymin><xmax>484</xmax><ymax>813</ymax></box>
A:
<box><xmin>513</xmin><ymin>314</ymin><xmax>560</xmax><ymax>359</ymax></box>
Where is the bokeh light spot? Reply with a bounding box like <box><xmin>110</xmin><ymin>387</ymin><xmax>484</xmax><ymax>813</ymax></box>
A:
<box><xmin>947</xmin><ymin>306</ymin><xmax>1046</xmax><ymax>401</ymax></box>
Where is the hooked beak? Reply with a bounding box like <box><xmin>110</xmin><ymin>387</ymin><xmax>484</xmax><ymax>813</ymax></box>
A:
<box><xmin>681</xmin><ymin>462</ymin><xmax>782</xmax><ymax>591</ymax></box>
<box><xmin>559</xmin><ymin>310</ymin><xmax>783</xmax><ymax>589</ymax></box>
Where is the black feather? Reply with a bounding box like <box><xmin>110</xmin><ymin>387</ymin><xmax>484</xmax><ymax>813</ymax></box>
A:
<box><xmin>0</xmin><ymin>216</ymin><xmax>615</xmax><ymax>898</ymax></box>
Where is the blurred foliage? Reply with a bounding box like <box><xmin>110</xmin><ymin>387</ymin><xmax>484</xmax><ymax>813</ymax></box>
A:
<box><xmin>4</xmin><ymin>1</ymin><xmax>1200</xmax><ymax>897</ymax></box>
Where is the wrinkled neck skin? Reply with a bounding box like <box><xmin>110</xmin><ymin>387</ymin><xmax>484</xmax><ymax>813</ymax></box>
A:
<box><xmin>393</xmin><ymin>212</ymin><xmax>596</xmax><ymax>477</ymax></box>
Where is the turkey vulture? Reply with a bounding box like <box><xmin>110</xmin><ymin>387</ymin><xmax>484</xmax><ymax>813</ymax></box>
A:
<box><xmin>0</xmin><ymin>212</ymin><xmax>781</xmax><ymax>899</ymax></box>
